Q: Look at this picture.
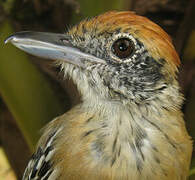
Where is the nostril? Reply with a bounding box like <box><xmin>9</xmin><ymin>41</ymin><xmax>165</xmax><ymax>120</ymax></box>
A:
<box><xmin>60</xmin><ymin>37</ymin><xmax>70</xmax><ymax>44</ymax></box>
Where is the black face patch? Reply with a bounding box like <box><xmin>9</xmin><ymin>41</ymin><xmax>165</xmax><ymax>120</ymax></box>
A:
<box><xmin>95</xmin><ymin>49</ymin><xmax>165</xmax><ymax>102</ymax></box>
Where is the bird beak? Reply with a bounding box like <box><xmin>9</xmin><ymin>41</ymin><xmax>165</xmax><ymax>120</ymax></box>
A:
<box><xmin>5</xmin><ymin>31</ymin><xmax>105</xmax><ymax>67</ymax></box>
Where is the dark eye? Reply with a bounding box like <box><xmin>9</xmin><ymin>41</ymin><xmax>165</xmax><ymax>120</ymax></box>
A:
<box><xmin>112</xmin><ymin>38</ymin><xmax>134</xmax><ymax>59</ymax></box>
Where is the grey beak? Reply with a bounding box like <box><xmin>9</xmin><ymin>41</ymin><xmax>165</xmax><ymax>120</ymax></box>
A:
<box><xmin>5</xmin><ymin>31</ymin><xmax>105</xmax><ymax>67</ymax></box>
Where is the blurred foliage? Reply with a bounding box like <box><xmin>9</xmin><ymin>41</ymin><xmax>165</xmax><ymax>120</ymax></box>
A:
<box><xmin>190</xmin><ymin>158</ymin><xmax>195</xmax><ymax>179</ymax></box>
<box><xmin>184</xmin><ymin>31</ymin><xmax>195</xmax><ymax>61</ymax></box>
<box><xmin>0</xmin><ymin>0</ymin><xmax>15</xmax><ymax>13</ymax></box>
<box><xmin>0</xmin><ymin>147</ymin><xmax>16</xmax><ymax>180</ymax></box>
<box><xmin>184</xmin><ymin>31</ymin><xmax>195</xmax><ymax>180</ymax></box>
<box><xmin>72</xmin><ymin>0</ymin><xmax>130</xmax><ymax>22</ymax></box>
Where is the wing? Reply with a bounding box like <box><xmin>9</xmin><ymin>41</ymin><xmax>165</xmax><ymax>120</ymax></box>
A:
<box><xmin>22</xmin><ymin>130</ymin><xmax>59</xmax><ymax>180</ymax></box>
<box><xmin>22</xmin><ymin>106</ymin><xmax>92</xmax><ymax>179</ymax></box>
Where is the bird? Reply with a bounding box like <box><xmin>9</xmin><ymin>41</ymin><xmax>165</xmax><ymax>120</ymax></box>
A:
<box><xmin>5</xmin><ymin>11</ymin><xmax>192</xmax><ymax>180</ymax></box>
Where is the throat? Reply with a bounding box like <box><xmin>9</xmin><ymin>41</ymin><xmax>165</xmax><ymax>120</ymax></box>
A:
<box><xmin>82</xmin><ymin>101</ymin><xmax>151</xmax><ymax>170</ymax></box>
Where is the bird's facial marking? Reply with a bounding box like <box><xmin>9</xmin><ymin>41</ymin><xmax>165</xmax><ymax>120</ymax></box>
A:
<box><xmin>67</xmin><ymin>27</ymin><xmax>167</xmax><ymax>102</ymax></box>
<box><xmin>69</xmin><ymin>30</ymin><xmax>146</xmax><ymax>66</ymax></box>
<box><xmin>65</xmin><ymin>16</ymin><xmax>173</xmax><ymax>103</ymax></box>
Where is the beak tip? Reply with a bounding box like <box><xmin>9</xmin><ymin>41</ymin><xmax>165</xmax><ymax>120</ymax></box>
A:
<box><xmin>4</xmin><ymin>35</ymin><xmax>14</xmax><ymax>44</ymax></box>
<box><xmin>4</xmin><ymin>32</ymin><xmax>22</xmax><ymax>44</ymax></box>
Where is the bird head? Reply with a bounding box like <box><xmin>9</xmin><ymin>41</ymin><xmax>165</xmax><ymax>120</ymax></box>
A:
<box><xmin>5</xmin><ymin>11</ymin><xmax>182</xmax><ymax>107</ymax></box>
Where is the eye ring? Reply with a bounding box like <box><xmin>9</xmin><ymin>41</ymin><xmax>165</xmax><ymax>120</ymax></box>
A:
<box><xmin>111</xmin><ymin>38</ymin><xmax>135</xmax><ymax>60</ymax></box>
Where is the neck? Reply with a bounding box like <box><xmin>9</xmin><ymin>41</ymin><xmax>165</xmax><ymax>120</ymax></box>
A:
<box><xmin>79</xmin><ymin>86</ymin><xmax>183</xmax><ymax>173</ymax></box>
<box><xmin>61</xmin><ymin>62</ymin><xmax>184</xmax><ymax>171</ymax></box>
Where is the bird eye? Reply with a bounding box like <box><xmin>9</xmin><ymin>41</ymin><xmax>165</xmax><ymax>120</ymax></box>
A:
<box><xmin>111</xmin><ymin>38</ymin><xmax>134</xmax><ymax>59</ymax></box>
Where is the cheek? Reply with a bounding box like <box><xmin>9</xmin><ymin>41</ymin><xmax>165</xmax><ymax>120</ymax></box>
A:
<box><xmin>125</xmin><ymin>57</ymin><xmax>164</xmax><ymax>86</ymax></box>
<box><xmin>87</xmin><ymin>69</ymin><xmax>115</xmax><ymax>97</ymax></box>
<box><xmin>87</xmin><ymin>70</ymin><xmax>103</xmax><ymax>90</ymax></box>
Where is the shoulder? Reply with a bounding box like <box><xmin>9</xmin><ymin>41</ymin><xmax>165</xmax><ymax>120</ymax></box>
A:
<box><xmin>22</xmin><ymin>124</ymin><xmax>61</xmax><ymax>179</ymax></box>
